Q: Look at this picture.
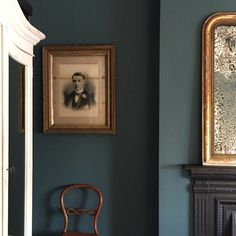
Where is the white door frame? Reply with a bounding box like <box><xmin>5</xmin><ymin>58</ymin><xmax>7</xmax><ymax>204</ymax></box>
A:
<box><xmin>0</xmin><ymin>1</ymin><xmax>45</xmax><ymax>236</ymax></box>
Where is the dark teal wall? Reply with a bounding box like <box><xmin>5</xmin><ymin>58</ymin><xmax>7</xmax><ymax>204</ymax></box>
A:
<box><xmin>159</xmin><ymin>1</ymin><xmax>236</xmax><ymax>236</ymax></box>
<box><xmin>9</xmin><ymin>59</ymin><xmax>25</xmax><ymax>236</ymax></box>
<box><xmin>30</xmin><ymin>0</ymin><xmax>159</xmax><ymax>235</ymax></box>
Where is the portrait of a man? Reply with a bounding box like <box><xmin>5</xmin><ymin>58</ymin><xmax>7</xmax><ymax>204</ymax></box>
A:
<box><xmin>63</xmin><ymin>72</ymin><xmax>96</xmax><ymax>110</ymax></box>
<box><xmin>43</xmin><ymin>45</ymin><xmax>115</xmax><ymax>133</ymax></box>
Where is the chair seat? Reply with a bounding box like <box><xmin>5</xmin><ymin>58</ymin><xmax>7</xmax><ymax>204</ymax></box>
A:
<box><xmin>63</xmin><ymin>233</ymin><xmax>98</xmax><ymax>236</ymax></box>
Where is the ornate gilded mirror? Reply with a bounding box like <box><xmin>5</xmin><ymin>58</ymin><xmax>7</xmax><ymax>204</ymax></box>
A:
<box><xmin>202</xmin><ymin>12</ymin><xmax>236</xmax><ymax>165</ymax></box>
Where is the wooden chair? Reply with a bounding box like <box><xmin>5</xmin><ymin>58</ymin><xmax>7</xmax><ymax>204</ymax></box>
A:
<box><xmin>60</xmin><ymin>184</ymin><xmax>103</xmax><ymax>236</ymax></box>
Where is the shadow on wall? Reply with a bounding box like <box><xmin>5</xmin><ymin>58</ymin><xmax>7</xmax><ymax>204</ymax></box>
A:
<box><xmin>110</xmin><ymin>0</ymin><xmax>159</xmax><ymax>234</ymax></box>
<box><xmin>34</xmin><ymin>186</ymin><xmax>64</xmax><ymax>235</ymax></box>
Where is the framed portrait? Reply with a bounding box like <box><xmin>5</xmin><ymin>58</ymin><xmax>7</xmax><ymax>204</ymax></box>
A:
<box><xmin>202</xmin><ymin>12</ymin><xmax>236</xmax><ymax>165</ymax></box>
<box><xmin>43</xmin><ymin>45</ymin><xmax>115</xmax><ymax>134</ymax></box>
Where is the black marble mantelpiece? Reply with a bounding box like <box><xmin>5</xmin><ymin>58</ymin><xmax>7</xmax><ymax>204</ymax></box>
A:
<box><xmin>184</xmin><ymin>165</ymin><xmax>236</xmax><ymax>236</ymax></box>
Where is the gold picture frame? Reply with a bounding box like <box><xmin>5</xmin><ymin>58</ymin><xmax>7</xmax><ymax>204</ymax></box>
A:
<box><xmin>202</xmin><ymin>12</ymin><xmax>236</xmax><ymax>165</ymax></box>
<box><xmin>43</xmin><ymin>45</ymin><xmax>115</xmax><ymax>134</ymax></box>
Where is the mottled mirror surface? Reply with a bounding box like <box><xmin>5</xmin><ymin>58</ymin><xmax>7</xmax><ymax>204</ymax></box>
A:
<box><xmin>214</xmin><ymin>26</ymin><xmax>236</xmax><ymax>154</ymax></box>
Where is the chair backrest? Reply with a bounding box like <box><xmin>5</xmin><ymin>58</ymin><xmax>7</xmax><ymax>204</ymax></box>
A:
<box><xmin>60</xmin><ymin>184</ymin><xmax>103</xmax><ymax>234</ymax></box>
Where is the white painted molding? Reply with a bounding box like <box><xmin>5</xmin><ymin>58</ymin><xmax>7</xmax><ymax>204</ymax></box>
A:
<box><xmin>0</xmin><ymin>23</ymin><xmax>9</xmax><ymax>236</ymax></box>
<box><xmin>0</xmin><ymin>0</ymin><xmax>45</xmax><ymax>56</ymax></box>
<box><xmin>24</xmin><ymin>62</ymin><xmax>33</xmax><ymax>236</ymax></box>
<box><xmin>0</xmin><ymin>1</ymin><xmax>45</xmax><ymax>236</ymax></box>
<box><xmin>0</xmin><ymin>24</ymin><xmax>3</xmax><ymax>236</ymax></box>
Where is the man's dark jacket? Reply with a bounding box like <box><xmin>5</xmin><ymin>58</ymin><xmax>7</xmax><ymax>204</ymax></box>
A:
<box><xmin>64</xmin><ymin>89</ymin><xmax>95</xmax><ymax>109</ymax></box>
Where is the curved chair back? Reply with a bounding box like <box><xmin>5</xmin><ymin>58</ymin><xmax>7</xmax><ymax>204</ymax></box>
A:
<box><xmin>60</xmin><ymin>184</ymin><xmax>103</xmax><ymax>235</ymax></box>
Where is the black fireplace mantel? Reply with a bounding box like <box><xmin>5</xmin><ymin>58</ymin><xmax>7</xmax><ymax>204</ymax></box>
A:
<box><xmin>184</xmin><ymin>165</ymin><xmax>236</xmax><ymax>180</ymax></box>
<box><xmin>184</xmin><ymin>165</ymin><xmax>236</xmax><ymax>236</ymax></box>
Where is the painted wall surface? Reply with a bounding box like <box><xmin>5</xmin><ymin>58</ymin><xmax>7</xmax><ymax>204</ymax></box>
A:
<box><xmin>159</xmin><ymin>1</ymin><xmax>236</xmax><ymax>236</ymax></box>
<box><xmin>29</xmin><ymin>0</ymin><xmax>159</xmax><ymax>235</ymax></box>
<box><xmin>9</xmin><ymin>58</ymin><xmax>25</xmax><ymax>236</ymax></box>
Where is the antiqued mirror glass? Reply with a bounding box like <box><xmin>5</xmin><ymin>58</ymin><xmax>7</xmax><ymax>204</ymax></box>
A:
<box><xmin>214</xmin><ymin>26</ymin><xmax>236</xmax><ymax>154</ymax></box>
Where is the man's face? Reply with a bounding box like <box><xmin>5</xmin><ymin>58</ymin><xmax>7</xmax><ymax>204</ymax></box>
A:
<box><xmin>72</xmin><ymin>75</ymin><xmax>85</xmax><ymax>93</ymax></box>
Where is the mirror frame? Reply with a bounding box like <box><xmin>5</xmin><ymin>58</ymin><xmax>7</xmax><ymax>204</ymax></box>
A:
<box><xmin>0</xmin><ymin>1</ymin><xmax>45</xmax><ymax>236</ymax></box>
<box><xmin>202</xmin><ymin>12</ymin><xmax>236</xmax><ymax>166</ymax></box>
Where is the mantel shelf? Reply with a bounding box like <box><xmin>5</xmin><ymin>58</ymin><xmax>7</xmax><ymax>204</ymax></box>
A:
<box><xmin>184</xmin><ymin>164</ymin><xmax>236</xmax><ymax>180</ymax></box>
